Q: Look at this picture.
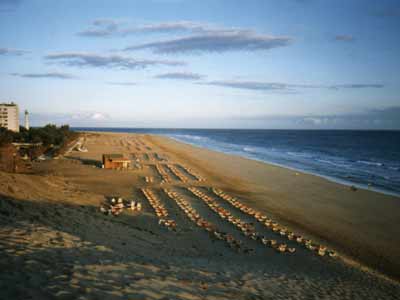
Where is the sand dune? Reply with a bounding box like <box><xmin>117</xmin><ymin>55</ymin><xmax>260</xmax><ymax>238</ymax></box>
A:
<box><xmin>0</xmin><ymin>132</ymin><xmax>399</xmax><ymax>300</ymax></box>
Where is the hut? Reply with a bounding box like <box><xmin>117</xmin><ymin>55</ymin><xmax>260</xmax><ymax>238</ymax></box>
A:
<box><xmin>102</xmin><ymin>154</ymin><xmax>131</xmax><ymax>170</ymax></box>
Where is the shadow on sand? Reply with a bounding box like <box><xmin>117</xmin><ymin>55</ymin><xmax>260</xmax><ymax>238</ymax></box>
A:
<box><xmin>0</xmin><ymin>194</ymin><xmax>244</xmax><ymax>300</ymax></box>
<box><xmin>1</xmin><ymin>194</ymin><xmax>400</xmax><ymax>300</ymax></box>
<box><xmin>64</xmin><ymin>156</ymin><xmax>103</xmax><ymax>168</ymax></box>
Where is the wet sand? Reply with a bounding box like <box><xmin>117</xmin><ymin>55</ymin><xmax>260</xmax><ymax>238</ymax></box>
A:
<box><xmin>0</xmin><ymin>131</ymin><xmax>399</xmax><ymax>300</ymax></box>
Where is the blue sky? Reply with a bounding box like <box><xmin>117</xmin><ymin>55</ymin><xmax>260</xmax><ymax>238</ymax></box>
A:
<box><xmin>0</xmin><ymin>0</ymin><xmax>399</xmax><ymax>129</ymax></box>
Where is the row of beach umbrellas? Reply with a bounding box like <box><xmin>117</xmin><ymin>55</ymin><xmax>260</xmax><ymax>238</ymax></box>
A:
<box><xmin>141</xmin><ymin>188</ymin><xmax>177</xmax><ymax>230</ymax></box>
<box><xmin>212</xmin><ymin>188</ymin><xmax>336</xmax><ymax>257</ymax></box>
<box><xmin>179</xmin><ymin>165</ymin><xmax>206</xmax><ymax>182</ymax></box>
<box><xmin>163</xmin><ymin>188</ymin><xmax>252</xmax><ymax>253</ymax></box>
<box><xmin>188</xmin><ymin>187</ymin><xmax>295</xmax><ymax>254</ymax></box>
<box><xmin>166</xmin><ymin>164</ymin><xmax>191</xmax><ymax>183</ymax></box>
<box><xmin>155</xmin><ymin>164</ymin><xmax>173</xmax><ymax>184</ymax></box>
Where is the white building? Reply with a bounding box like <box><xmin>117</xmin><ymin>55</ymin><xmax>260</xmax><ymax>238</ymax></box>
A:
<box><xmin>0</xmin><ymin>102</ymin><xmax>20</xmax><ymax>132</ymax></box>
<box><xmin>24</xmin><ymin>110</ymin><xmax>29</xmax><ymax>130</ymax></box>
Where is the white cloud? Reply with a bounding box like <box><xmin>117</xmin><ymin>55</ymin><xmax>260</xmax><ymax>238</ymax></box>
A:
<box><xmin>90</xmin><ymin>112</ymin><xmax>108</xmax><ymax>120</ymax></box>
<box><xmin>71</xmin><ymin>112</ymin><xmax>111</xmax><ymax>121</ymax></box>
<box><xmin>125</xmin><ymin>31</ymin><xmax>292</xmax><ymax>54</ymax></box>
<box><xmin>45</xmin><ymin>52</ymin><xmax>185</xmax><ymax>70</ymax></box>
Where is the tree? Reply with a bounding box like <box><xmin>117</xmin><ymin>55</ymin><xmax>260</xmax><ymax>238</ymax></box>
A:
<box><xmin>1</xmin><ymin>124</ymin><xmax>74</xmax><ymax>147</ymax></box>
<box><xmin>0</xmin><ymin>128</ymin><xmax>14</xmax><ymax>146</ymax></box>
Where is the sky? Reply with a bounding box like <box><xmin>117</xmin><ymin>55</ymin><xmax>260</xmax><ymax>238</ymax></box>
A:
<box><xmin>0</xmin><ymin>0</ymin><xmax>399</xmax><ymax>129</ymax></box>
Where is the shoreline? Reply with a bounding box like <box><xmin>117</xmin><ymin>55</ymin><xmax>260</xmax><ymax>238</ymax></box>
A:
<box><xmin>166</xmin><ymin>135</ymin><xmax>400</xmax><ymax>198</ymax></box>
<box><xmin>75</xmin><ymin>128</ymin><xmax>400</xmax><ymax>198</ymax></box>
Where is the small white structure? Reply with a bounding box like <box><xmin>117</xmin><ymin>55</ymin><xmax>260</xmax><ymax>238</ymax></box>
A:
<box><xmin>24</xmin><ymin>110</ymin><xmax>29</xmax><ymax>130</ymax></box>
<box><xmin>0</xmin><ymin>102</ymin><xmax>19</xmax><ymax>132</ymax></box>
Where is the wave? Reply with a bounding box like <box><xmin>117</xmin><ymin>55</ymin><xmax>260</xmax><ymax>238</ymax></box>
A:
<box><xmin>287</xmin><ymin>151</ymin><xmax>313</xmax><ymax>158</ymax></box>
<box><xmin>357</xmin><ymin>160</ymin><xmax>384</xmax><ymax>167</ymax></box>
<box><xmin>315</xmin><ymin>159</ymin><xmax>352</xmax><ymax>169</ymax></box>
<box><xmin>171</xmin><ymin>134</ymin><xmax>209</xmax><ymax>141</ymax></box>
<box><xmin>243</xmin><ymin>146</ymin><xmax>258</xmax><ymax>153</ymax></box>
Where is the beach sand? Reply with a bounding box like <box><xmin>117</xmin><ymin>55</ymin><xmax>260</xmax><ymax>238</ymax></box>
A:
<box><xmin>0</xmin><ymin>132</ymin><xmax>399</xmax><ymax>300</ymax></box>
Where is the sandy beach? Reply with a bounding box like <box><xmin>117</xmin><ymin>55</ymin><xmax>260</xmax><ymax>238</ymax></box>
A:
<box><xmin>1</xmin><ymin>131</ymin><xmax>399</xmax><ymax>300</ymax></box>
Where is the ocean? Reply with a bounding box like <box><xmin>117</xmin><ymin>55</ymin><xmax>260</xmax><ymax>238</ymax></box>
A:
<box><xmin>74</xmin><ymin>128</ymin><xmax>400</xmax><ymax>196</ymax></box>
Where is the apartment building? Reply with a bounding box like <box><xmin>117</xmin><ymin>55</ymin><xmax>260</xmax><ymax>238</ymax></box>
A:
<box><xmin>0</xmin><ymin>102</ymin><xmax>20</xmax><ymax>132</ymax></box>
